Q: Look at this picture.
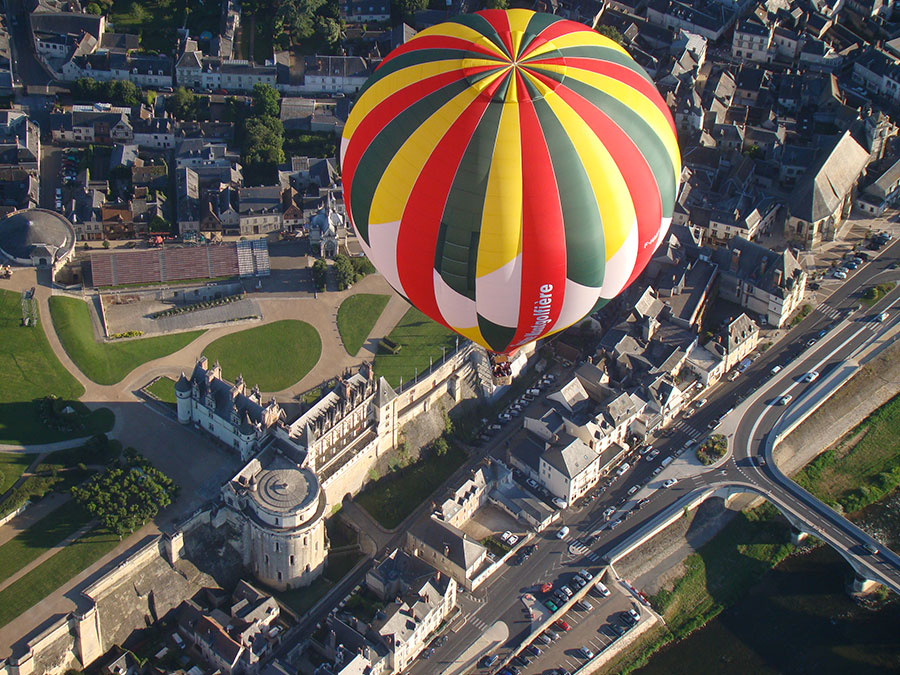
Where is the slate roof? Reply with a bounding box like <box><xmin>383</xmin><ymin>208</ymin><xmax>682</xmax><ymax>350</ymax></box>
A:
<box><xmin>788</xmin><ymin>131</ymin><xmax>869</xmax><ymax>222</ymax></box>
<box><xmin>542</xmin><ymin>434</ymin><xmax>599</xmax><ymax>479</ymax></box>
<box><xmin>410</xmin><ymin>516</ymin><xmax>485</xmax><ymax>573</ymax></box>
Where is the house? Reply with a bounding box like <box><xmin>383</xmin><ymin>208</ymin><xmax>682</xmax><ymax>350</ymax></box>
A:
<box><xmin>732</xmin><ymin>18</ymin><xmax>771</xmax><ymax>62</ymax></box>
<box><xmin>721</xmin><ymin>313</ymin><xmax>759</xmax><ymax>371</ymax></box>
<box><xmin>239</xmin><ymin>186</ymin><xmax>283</xmax><ymax>235</ymax></box>
<box><xmin>342</xmin><ymin>0</ymin><xmax>391</xmax><ymax>23</ymax></box>
<box><xmin>406</xmin><ymin>516</ymin><xmax>489</xmax><ymax>591</ymax></box>
<box><xmin>302</xmin><ymin>55</ymin><xmax>371</xmax><ymax>94</ymax></box>
<box><xmin>851</xmin><ymin>48</ymin><xmax>900</xmax><ymax>105</ymax></box>
<box><xmin>50</xmin><ymin>110</ymin><xmax>133</xmax><ymax>145</ymax></box>
<box><xmin>786</xmin><ymin>131</ymin><xmax>870</xmax><ymax>248</ymax></box>
<box><xmin>712</xmin><ymin>237</ymin><xmax>807</xmax><ymax>327</ymax></box>
<box><xmin>0</xmin><ymin>111</ymin><xmax>40</xmax><ymax>174</ymax></box>
<box><xmin>857</xmin><ymin>157</ymin><xmax>900</xmax><ymax>215</ymax></box>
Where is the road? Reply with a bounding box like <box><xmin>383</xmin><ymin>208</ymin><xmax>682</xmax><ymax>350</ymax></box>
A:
<box><xmin>403</xmin><ymin>236</ymin><xmax>900</xmax><ymax>674</ymax></box>
<box><xmin>4</xmin><ymin>0</ymin><xmax>53</xmax><ymax>87</ymax></box>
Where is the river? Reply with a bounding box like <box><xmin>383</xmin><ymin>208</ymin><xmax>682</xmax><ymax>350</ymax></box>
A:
<box><xmin>636</xmin><ymin>506</ymin><xmax>900</xmax><ymax>674</ymax></box>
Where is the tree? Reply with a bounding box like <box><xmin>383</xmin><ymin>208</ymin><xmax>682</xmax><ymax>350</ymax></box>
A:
<box><xmin>595</xmin><ymin>24</ymin><xmax>625</xmax><ymax>45</ymax></box>
<box><xmin>433</xmin><ymin>436</ymin><xmax>449</xmax><ymax>457</ymax></box>
<box><xmin>149</xmin><ymin>215</ymin><xmax>170</xmax><ymax>233</ymax></box>
<box><xmin>253</xmin><ymin>83</ymin><xmax>281</xmax><ymax>118</ymax></box>
<box><xmin>393</xmin><ymin>0</ymin><xmax>428</xmax><ymax>22</ymax></box>
<box><xmin>243</xmin><ymin>115</ymin><xmax>285</xmax><ymax>165</ymax></box>
<box><xmin>484</xmin><ymin>0</ymin><xmax>508</xmax><ymax>8</ymax></box>
<box><xmin>312</xmin><ymin>258</ymin><xmax>328</xmax><ymax>290</ymax></box>
<box><xmin>315</xmin><ymin>16</ymin><xmax>343</xmax><ymax>46</ymax></box>
<box><xmin>333</xmin><ymin>254</ymin><xmax>356</xmax><ymax>290</ymax></box>
<box><xmin>167</xmin><ymin>86</ymin><xmax>197</xmax><ymax>121</ymax></box>
<box><xmin>85</xmin><ymin>2</ymin><xmax>101</xmax><ymax>13</ymax></box>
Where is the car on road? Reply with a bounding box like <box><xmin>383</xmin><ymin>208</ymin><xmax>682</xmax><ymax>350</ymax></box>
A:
<box><xmin>770</xmin><ymin>365</ymin><xmax>782</xmax><ymax>375</ymax></box>
<box><xmin>608</xmin><ymin>518</ymin><xmax>622</xmax><ymax>530</ymax></box>
<box><xmin>802</xmin><ymin>370</ymin><xmax>819</xmax><ymax>382</ymax></box>
<box><xmin>778</xmin><ymin>394</ymin><xmax>792</xmax><ymax>405</ymax></box>
<box><xmin>552</xmin><ymin>497</ymin><xmax>568</xmax><ymax>509</ymax></box>
<box><xmin>540</xmin><ymin>581</ymin><xmax>554</xmax><ymax>594</ymax></box>
<box><xmin>595</xmin><ymin>581</ymin><xmax>611</xmax><ymax>597</ymax></box>
<box><xmin>635</xmin><ymin>497</ymin><xmax>650</xmax><ymax>509</ymax></box>
<box><xmin>863</xmin><ymin>542</ymin><xmax>880</xmax><ymax>555</ymax></box>
<box><xmin>695</xmin><ymin>398</ymin><xmax>708</xmax><ymax>408</ymax></box>
<box><xmin>615</xmin><ymin>462</ymin><xmax>631</xmax><ymax>476</ymax></box>
<box><xmin>646</xmin><ymin>449</ymin><xmax>660</xmax><ymax>460</ymax></box>
<box><xmin>877</xmin><ymin>311</ymin><xmax>889</xmax><ymax>322</ymax></box>
<box><xmin>727</xmin><ymin>370</ymin><xmax>740</xmax><ymax>381</ymax></box>
<box><xmin>526</xmin><ymin>478</ymin><xmax>539</xmax><ymax>489</ymax></box>
<box><xmin>554</xmin><ymin>619</ymin><xmax>571</xmax><ymax>632</ymax></box>
<box><xmin>603</xmin><ymin>507</ymin><xmax>616</xmax><ymax>520</ymax></box>
<box><xmin>557</xmin><ymin>526</ymin><xmax>570</xmax><ymax>539</ymax></box>
<box><xmin>627</xmin><ymin>485</ymin><xmax>639</xmax><ymax>496</ymax></box>
<box><xmin>806</xmin><ymin>337</ymin><xmax>817</xmax><ymax>346</ymax></box>
<box><xmin>708</xmin><ymin>418</ymin><xmax>720</xmax><ymax>429</ymax></box>
<box><xmin>479</xmin><ymin>654</ymin><xmax>499</xmax><ymax>668</ymax></box>
<box><xmin>818</xmin><ymin>327</ymin><xmax>829</xmax><ymax>338</ymax></box>
<box><xmin>580</xmin><ymin>647</ymin><xmax>595</xmax><ymax>659</ymax></box>
<box><xmin>662</xmin><ymin>478</ymin><xmax>677</xmax><ymax>488</ymax></box>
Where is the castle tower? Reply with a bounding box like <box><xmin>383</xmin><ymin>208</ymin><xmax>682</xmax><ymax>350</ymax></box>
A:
<box><xmin>175</xmin><ymin>373</ymin><xmax>192</xmax><ymax>424</ymax></box>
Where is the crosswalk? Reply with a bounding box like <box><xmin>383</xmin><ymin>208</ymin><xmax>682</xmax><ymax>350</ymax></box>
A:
<box><xmin>468</xmin><ymin>616</ymin><xmax>489</xmax><ymax>632</ymax></box>
<box><xmin>585</xmin><ymin>550</ymin><xmax>601</xmax><ymax>563</ymax></box>
<box><xmin>671</xmin><ymin>420</ymin><xmax>702</xmax><ymax>439</ymax></box>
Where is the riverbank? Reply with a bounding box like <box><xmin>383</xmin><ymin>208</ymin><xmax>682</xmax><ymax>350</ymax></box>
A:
<box><xmin>597</xmin><ymin>339</ymin><xmax>900</xmax><ymax>674</ymax></box>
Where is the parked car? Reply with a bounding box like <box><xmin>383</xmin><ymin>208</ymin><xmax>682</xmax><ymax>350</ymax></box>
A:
<box><xmin>544</xmin><ymin>599</ymin><xmax>558</xmax><ymax>612</ymax></box>
<box><xmin>626</xmin><ymin>607</ymin><xmax>641</xmax><ymax>624</ymax></box>
<box><xmin>615</xmin><ymin>462</ymin><xmax>631</xmax><ymax>476</ymax></box>
<box><xmin>554</xmin><ymin>620</ymin><xmax>571</xmax><ymax>632</ymax></box>
<box><xmin>695</xmin><ymin>398</ymin><xmax>708</xmax><ymax>408</ymax></box>
<box><xmin>579</xmin><ymin>569</ymin><xmax>594</xmax><ymax>581</ymax></box>
<box><xmin>557</xmin><ymin>526</ymin><xmax>570</xmax><ymax>539</ymax></box>
<box><xmin>580</xmin><ymin>647</ymin><xmax>595</xmax><ymax>659</ymax></box>
<box><xmin>526</xmin><ymin>478</ymin><xmax>539</xmax><ymax>489</ymax></box>
<box><xmin>552</xmin><ymin>497</ymin><xmax>568</xmax><ymax>509</ymax></box>
<box><xmin>576</xmin><ymin>599</ymin><xmax>594</xmax><ymax>611</ymax></box>
<box><xmin>561</xmin><ymin>585</ymin><xmax>573</xmax><ymax>597</ymax></box>
<box><xmin>595</xmin><ymin>581</ymin><xmax>611</xmax><ymax>597</ymax></box>
<box><xmin>770</xmin><ymin>364</ymin><xmax>782</xmax><ymax>375</ymax></box>
<box><xmin>571</xmin><ymin>576</ymin><xmax>586</xmax><ymax>589</ymax></box>
<box><xmin>778</xmin><ymin>394</ymin><xmax>792</xmax><ymax>405</ymax></box>
<box><xmin>603</xmin><ymin>507</ymin><xmax>615</xmax><ymax>520</ymax></box>
<box><xmin>662</xmin><ymin>478</ymin><xmax>677</xmax><ymax>488</ymax></box>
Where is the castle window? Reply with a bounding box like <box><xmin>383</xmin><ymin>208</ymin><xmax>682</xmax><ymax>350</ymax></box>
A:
<box><xmin>275</xmin><ymin>542</ymin><xmax>279</xmax><ymax>552</ymax></box>
<box><xmin>290</xmin><ymin>555</ymin><xmax>294</xmax><ymax>565</ymax></box>
<box><xmin>265</xmin><ymin>554</ymin><xmax>269</xmax><ymax>565</ymax></box>
<box><xmin>278</xmin><ymin>571</ymin><xmax>282</xmax><ymax>582</ymax></box>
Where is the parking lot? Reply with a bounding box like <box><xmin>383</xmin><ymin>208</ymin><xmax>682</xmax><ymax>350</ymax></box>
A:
<box><xmin>503</xmin><ymin>574</ymin><xmax>650</xmax><ymax>675</ymax></box>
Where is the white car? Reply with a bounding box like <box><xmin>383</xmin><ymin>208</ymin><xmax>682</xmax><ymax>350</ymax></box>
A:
<box><xmin>526</xmin><ymin>478</ymin><xmax>539</xmax><ymax>489</ymax></box>
<box><xmin>662</xmin><ymin>478</ymin><xmax>677</xmax><ymax>488</ymax></box>
<box><xmin>552</xmin><ymin>497</ymin><xmax>568</xmax><ymax>509</ymax></box>
<box><xmin>595</xmin><ymin>581</ymin><xmax>610</xmax><ymax>597</ymax></box>
<box><xmin>615</xmin><ymin>462</ymin><xmax>631</xmax><ymax>476</ymax></box>
<box><xmin>579</xmin><ymin>569</ymin><xmax>594</xmax><ymax>581</ymax></box>
<box><xmin>557</xmin><ymin>526</ymin><xmax>570</xmax><ymax>539</ymax></box>
<box><xmin>802</xmin><ymin>370</ymin><xmax>819</xmax><ymax>383</ymax></box>
<box><xmin>501</xmin><ymin>530</ymin><xmax>513</xmax><ymax>543</ymax></box>
<box><xmin>507</xmin><ymin>533</ymin><xmax>519</xmax><ymax>546</ymax></box>
<box><xmin>695</xmin><ymin>398</ymin><xmax>708</xmax><ymax>408</ymax></box>
<box><xmin>770</xmin><ymin>365</ymin><xmax>782</xmax><ymax>375</ymax></box>
<box><xmin>779</xmin><ymin>394</ymin><xmax>792</xmax><ymax>405</ymax></box>
<box><xmin>580</xmin><ymin>647</ymin><xmax>595</xmax><ymax>659</ymax></box>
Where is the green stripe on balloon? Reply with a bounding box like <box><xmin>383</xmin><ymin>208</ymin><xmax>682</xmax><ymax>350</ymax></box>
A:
<box><xmin>531</xmin><ymin>96</ymin><xmax>607</xmax><ymax>290</ymax></box>
<box><xmin>478</xmin><ymin>314</ymin><xmax>518</xmax><ymax>353</ymax></box>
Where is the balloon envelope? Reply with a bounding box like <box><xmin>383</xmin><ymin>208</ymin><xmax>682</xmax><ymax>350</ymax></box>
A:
<box><xmin>341</xmin><ymin>9</ymin><xmax>680</xmax><ymax>354</ymax></box>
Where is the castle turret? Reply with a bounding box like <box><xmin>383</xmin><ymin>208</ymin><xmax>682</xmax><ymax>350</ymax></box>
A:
<box><xmin>175</xmin><ymin>372</ymin><xmax>192</xmax><ymax>424</ymax></box>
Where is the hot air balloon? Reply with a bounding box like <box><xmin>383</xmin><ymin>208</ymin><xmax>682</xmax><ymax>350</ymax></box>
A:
<box><xmin>340</xmin><ymin>9</ymin><xmax>680</xmax><ymax>360</ymax></box>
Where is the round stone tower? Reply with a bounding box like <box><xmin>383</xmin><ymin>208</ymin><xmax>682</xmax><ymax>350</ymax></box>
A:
<box><xmin>175</xmin><ymin>373</ymin><xmax>192</xmax><ymax>424</ymax></box>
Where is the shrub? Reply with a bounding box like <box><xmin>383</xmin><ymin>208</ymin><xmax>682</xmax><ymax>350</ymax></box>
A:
<box><xmin>697</xmin><ymin>434</ymin><xmax>727</xmax><ymax>465</ymax></box>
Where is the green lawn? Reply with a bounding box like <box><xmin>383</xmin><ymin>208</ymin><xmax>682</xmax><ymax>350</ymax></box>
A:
<box><xmin>337</xmin><ymin>294</ymin><xmax>390</xmax><ymax>356</ymax></box>
<box><xmin>109</xmin><ymin>0</ymin><xmax>219</xmax><ymax>53</ymax></box>
<box><xmin>0</xmin><ymin>502</ymin><xmax>92</xmax><ymax>584</ymax></box>
<box><xmin>373</xmin><ymin>308</ymin><xmax>459</xmax><ymax>389</ymax></box>
<box><xmin>0</xmin><ymin>290</ymin><xmax>116</xmax><ymax>445</ymax></box>
<box><xmin>0</xmin><ymin>454</ymin><xmax>35</xmax><ymax>496</ymax></box>
<box><xmin>146</xmin><ymin>376</ymin><xmax>177</xmax><ymax>406</ymax></box>
<box><xmin>49</xmin><ymin>296</ymin><xmax>203</xmax><ymax>386</ymax></box>
<box><xmin>0</xmin><ymin>523</ymin><xmax>120</xmax><ymax>628</ymax></box>
<box><xmin>202</xmin><ymin>320</ymin><xmax>321</xmax><ymax>392</ymax></box>
<box><xmin>356</xmin><ymin>446</ymin><xmax>467</xmax><ymax>529</ymax></box>
<box><xmin>861</xmin><ymin>282</ymin><xmax>896</xmax><ymax>307</ymax></box>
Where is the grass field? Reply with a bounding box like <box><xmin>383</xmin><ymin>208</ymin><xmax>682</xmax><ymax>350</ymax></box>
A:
<box><xmin>0</xmin><ymin>523</ymin><xmax>119</xmax><ymax>628</ymax></box>
<box><xmin>146</xmin><ymin>376</ymin><xmax>177</xmax><ymax>406</ymax></box>
<box><xmin>0</xmin><ymin>502</ymin><xmax>91</xmax><ymax>584</ymax></box>
<box><xmin>0</xmin><ymin>454</ymin><xmax>36</xmax><ymax>496</ymax></box>
<box><xmin>356</xmin><ymin>446</ymin><xmax>467</xmax><ymax>529</ymax></box>
<box><xmin>373</xmin><ymin>308</ymin><xmax>458</xmax><ymax>389</ymax></box>
<box><xmin>337</xmin><ymin>294</ymin><xmax>390</xmax><ymax>356</ymax></box>
<box><xmin>0</xmin><ymin>290</ymin><xmax>116</xmax><ymax>445</ymax></box>
<box><xmin>49</xmin><ymin>296</ymin><xmax>203</xmax><ymax>386</ymax></box>
<box><xmin>202</xmin><ymin>320</ymin><xmax>322</xmax><ymax>391</ymax></box>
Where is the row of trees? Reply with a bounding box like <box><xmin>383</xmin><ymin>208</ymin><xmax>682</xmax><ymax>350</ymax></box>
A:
<box><xmin>312</xmin><ymin>255</ymin><xmax>375</xmax><ymax>291</ymax></box>
<box><xmin>72</xmin><ymin>78</ymin><xmax>153</xmax><ymax>107</ymax></box>
<box><xmin>273</xmin><ymin>0</ymin><xmax>344</xmax><ymax>51</ymax></box>
<box><xmin>240</xmin><ymin>84</ymin><xmax>286</xmax><ymax>176</ymax></box>
<box><xmin>72</xmin><ymin>449</ymin><xmax>178</xmax><ymax>538</ymax></box>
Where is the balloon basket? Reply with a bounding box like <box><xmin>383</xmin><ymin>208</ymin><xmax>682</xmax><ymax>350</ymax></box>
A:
<box><xmin>488</xmin><ymin>351</ymin><xmax>513</xmax><ymax>386</ymax></box>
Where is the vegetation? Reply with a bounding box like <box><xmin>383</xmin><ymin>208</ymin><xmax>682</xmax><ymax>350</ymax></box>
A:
<box><xmin>337</xmin><ymin>294</ymin><xmax>390</xmax><ymax>356</ymax></box>
<box><xmin>0</xmin><ymin>502</ymin><xmax>93</xmax><ymax>584</ymax></box>
<box><xmin>202</xmin><ymin>320</ymin><xmax>322</xmax><ymax>391</ymax></box>
<box><xmin>373</xmin><ymin>307</ymin><xmax>459</xmax><ymax>389</ymax></box>
<box><xmin>150</xmin><ymin>293</ymin><xmax>245</xmax><ymax>319</ymax></box>
<box><xmin>696</xmin><ymin>434</ymin><xmax>727</xmax><ymax>465</ymax></box>
<box><xmin>72</xmin><ymin>450</ymin><xmax>178</xmax><ymax>538</ymax></box>
<box><xmin>481</xmin><ymin>535</ymin><xmax>511</xmax><ymax>557</ymax></box>
<box><xmin>71</xmin><ymin>78</ymin><xmax>147</xmax><ymax>106</ymax></box>
<box><xmin>0</xmin><ymin>521</ymin><xmax>121</xmax><ymax>628</ymax></box>
<box><xmin>108</xmin><ymin>330</ymin><xmax>144</xmax><ymax>339</ymax></box>
<box><xmin>253</xmin><ymin>83</ymin><xmax>281</xmax><ymax>118</ymax></box>
<box><xmin>861</xmin><ymin>282</ymin><xmax>895</xmax><ymax>307</ymax></box>
<box><xmin>48</xmin><ymin>296</ymin><xmax>203</xmax><ymax>385</ymax></box>
<box><xmin>333</xmin><ymin>255</ymin><xmax>376</xmax><ymax>291</ymax></box>
<box><xmin>108</xmin><ymin>0</ymin><xmax>221</xmax><ymax>53</ymax></box>
<box><xmin>312</xmin><ymin>258</ymin><xmax>328</xmax><ymax>291</ymax></box>
<box><xmin>596</xmin><ymin>24</ymin><xmax>625</xmax><ymax>44</ymax></box>
<box><xmin>0</xmin><ymin>290</ymin><xmax>117</xmax><ymax>445</ymax></box>
<box><xmin>0</xmin><ymin>454</ymin><xmax>35</xmax><ymax>497</ymax></box>
<box><xmin>146</xmin><ymin>376</ymin><xmax>176</xmax><ymax>406</ymax></box>
<box><xmin>166</xmin><ymin>86</ymin><xmax>200</xmax><ymax>121</ymax></box>
<box><xmin>283</xmin><ymin>130</ymin><xmax>337</xmax><ymax>159</ymax></box>
<box><xmin>357</xmin><ymin>444</ymin><xmax>467</xmax><ymax>529</ymax></box>
<box><xmin>791</xmin><ymin>303</ymin><xmax>813</xmax><ymax>326</ymax></box>
<box><xmin>272</xmin><ymin>0</ymin><xmax>344</xmax><ymax>52</ymax></box>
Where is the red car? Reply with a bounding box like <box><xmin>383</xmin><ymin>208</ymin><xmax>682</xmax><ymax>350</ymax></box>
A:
<box><xmin>553</xmin><ymin>620</ymin><xmax>571</xmax><ymax>632</ymax></box>
<box><xmin>540</xmin><ymin>582</ymin><xmax>553</xmax><ymax>594</ymax></box>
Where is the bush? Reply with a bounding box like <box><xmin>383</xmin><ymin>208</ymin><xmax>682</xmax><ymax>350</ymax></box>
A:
<box><xmin>312</xmin><ymin>259</ymin><xmax>328</xmax><ymax>291</ymax></box>
<box><xmin>108</xmin><ymin>330</ymin><xmax>143</xmax><ymax>339</ymax></box>
<box><xmin>149</xmin><ymin>294</ymin><xmax>244</xmax><ymax>319</ymax></box>
<box><xmin>697</xmin><ymin>434</ymin><xmax>727</xmax><ymax>465</ymax></box>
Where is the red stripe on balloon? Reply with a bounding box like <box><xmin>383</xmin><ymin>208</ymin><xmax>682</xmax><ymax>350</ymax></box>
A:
<box><xmin>541</xmin><ymin>71</ymin><xmax>663</xmax><ymax>290</ymax></box>
<box><xmin>378</xmin><ymin>35</ymin><xmax>507</xmax><ymax>66</ymax></box>
<box><xmin>507</xmin><ymin>69</ymin><xmax>567</xmax><ymax>352</ymax></box>
<box><xmin>477</xmin><ymin>9</ymin><xmax>514</xmax><ymax>56</ymax></box>
<box><xmin>543</xmin><ymin>57</ymin><xmax>676</xmax><ymax>135</ymax></box>
<box><xmin>518</xmin><ymin>19</ymin><xmax>591</xmax><ymax>59</ymax></box>
<box><xmin>394</xmin><ymin>77</ymin><xmax>504</xmax><ymax>330</ymax></box>
<box><xmin>341</xmin><ymin>67</ymin><xmax>492</xmax><ymax>201</ymax></box>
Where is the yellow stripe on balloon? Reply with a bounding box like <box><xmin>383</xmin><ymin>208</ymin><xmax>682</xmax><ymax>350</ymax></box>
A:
<box><xmin>366</xmin><ymin>78</ymin><xmax>496</xmax><ymax>225</ymax></box>
<box><xmin>537</xmin><ymin>74</ymin><xmax>635</xmax><ymax>260</ymax></box>
<box><xmin>476</xmin><ymin>74</ymin><xmax>523</xmax><ymax>277</ymax></box>
<box><xmin>505</xmin><ymin>9</ymin><xmax>535</xmax><ymax>55</ymax></box>
<box><xmin>419</xmin><ymin>21</ymin><xmax>509</xmax><ymax>59</ymax></box>
<box><xmin>525</xmin><ymin>29</ymin><xmax>631</xmax><ymax>60</ymax></box>
<box><xmin>536</xmin><ymin>63</ymin><xmax>681</xmax><ymax>181</ymax></box>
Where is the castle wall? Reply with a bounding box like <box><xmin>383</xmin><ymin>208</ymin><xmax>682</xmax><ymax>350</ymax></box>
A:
<box><xmin>247</xmin><ymin>514</ymin><xmax>327</xmax><ymax>590</ymax></box>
